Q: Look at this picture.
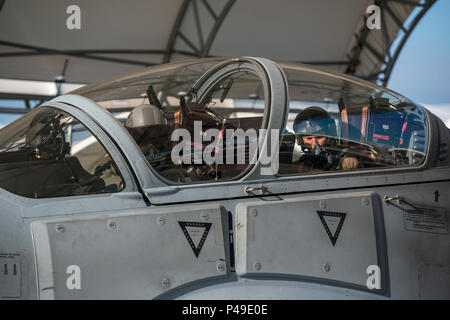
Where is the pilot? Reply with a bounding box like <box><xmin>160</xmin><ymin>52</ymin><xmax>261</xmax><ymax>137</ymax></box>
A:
<box><xmin>293</xmin><ymin>107</ymin><xmax>359</xmax><ymax>173</ymax></box>
<box><xmin>124</xmin><ymin>104</ymin><xmax>184</xmax><ymax>181</ymax></box>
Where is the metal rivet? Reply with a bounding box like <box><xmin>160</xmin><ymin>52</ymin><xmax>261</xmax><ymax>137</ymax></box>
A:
<box><xmin>157</xmin><ymin>216</ymin><xmax>166</xmax><ymax>226</ymax></box>
<box><xmin>323</xmin><ymin>263</ymin><xmax>331</xmax><ymax>273</ymax></box>
<box><xmin>161</xmin><ymin>277</ymin><xmax>171</xmax><ymax>289</ymax></box>
<box><xmin>217</xmin><ymin>262</ymin><xmax>226</xmax><ymax>272</ymax></box>
<box><xmin>107</xmin><ymin>220</ymin><xmax>117</xmax><ymax>230</ymax></box>
<box><xmin>56</xmin><ymin>224</ymin><xmax>65</xmax><ymax>233</ymax></box>
<box><xmin>253</xmin><ymin>261</ymin><xmax>261</xmax><ymax>271</ymax></box>
<box><xmin>363</xmin><ymin>198</ymin><xmax>370</xmax><ymax>206</ymax></box>
<box><xmin>249</xmin><ymin>208</ymin><xmax>258</xmax><ymax>217</ymax></box>
<box><xmin>319</xmin><ymin>201</ymin><xmax>327</xmax><ymax>209</ymax></box>
<box><xmin>201</xmin><ymin>212</ymin><xmax>209</xmax><ymax>221</ymax></box>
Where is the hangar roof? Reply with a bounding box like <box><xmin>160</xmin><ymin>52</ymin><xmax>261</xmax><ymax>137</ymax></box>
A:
<box><xmin>0</xmin><ymin>0</ymin><xmax>437</xmax><ymax>109</ymax></box>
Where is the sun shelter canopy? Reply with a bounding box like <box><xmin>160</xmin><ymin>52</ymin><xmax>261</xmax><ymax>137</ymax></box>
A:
<box><xmin>0</xmin><ymin>0</ymin><xmax>437</xmax><ymax>108</ymax></box>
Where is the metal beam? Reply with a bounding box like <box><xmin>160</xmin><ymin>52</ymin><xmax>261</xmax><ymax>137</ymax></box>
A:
<box><xmin>0</xmin><ymin>107</ymin><xmax>30</xmax><ymax>114</ymax></box>
<box><xmin>346</xmin><ymin>0</ymin><xmax>436</xmax><ymax>86</ymax></box>
<box><xmin>379</xmin><ymin>0</ymin><xmax>392</xmax><ymax>61</ymax></box>
<box><xmin>384</xmin><ymin>2</ymin><xmax>407</xmax><ymax>32</ymax></box>
<box><xmin>0</xmin><ymin>48</ymin><xmax>200</xmax><ymax>60</ymax></box>
<box><xmin>201</xmin><ymin>0</ymin><xmax>218</xmax><ymax>20</ymax></box>
<box><xmin>381</xmin><ymin>0</ymin><xmax>437</xmax><ymax>86</ymax></box>
<box><xmin>163</xmin><ymin>0</ymin><xmax>191</xmax><ymax>63</ymax></box>
<box><xmin>364</xmin><ymin>39</ymin><xmax>387</xmax><ymax>63</ymax></box>
<box><xmin>163</xmin><ymin>0</ymin><xmax>236</xmax><ymax>62</ymax></box>
<box><xmin>0</xmin><ymin>40</ymin><xmax>160</xmax><ymax>67</ymax></box>
<box><xmin>200</xmin><ymin>0</ymin><xmax>235</xmax><ymax>58</ymax></box>
<box><xmin>192</xmin><ymin>0</ymin><xmax>204</xmax><ymax>49</ymax></box>
<box><xmin>0</xmin><ymin>92</ymin><xmax>54</xmax><ymax>101</ymax></box>
<box><xmin>346</xmin><ymin>16</ymin><xmax>371</xmax><ymax>75</ymax></box>
<box><xmin>178</xmin><ymin>31</ymin><xmax>200</xmax><ymax>55</ymax></box>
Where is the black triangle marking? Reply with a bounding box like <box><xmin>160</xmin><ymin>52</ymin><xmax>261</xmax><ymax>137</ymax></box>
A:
<box><xmin>317</xmin><ymin>210</ymin><xmax>347</xmax><ymax>246</ymax></box>
<box><xmin>178</xmin><ymin>221</ymin><xmax>212</xmax><ymax>258</ymax></box>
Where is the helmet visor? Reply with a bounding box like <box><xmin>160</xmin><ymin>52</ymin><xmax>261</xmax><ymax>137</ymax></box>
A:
<box><xmin>293</xmin><ymin>117</ymin><xmax>336</xmax><ymax>137</ymax></box>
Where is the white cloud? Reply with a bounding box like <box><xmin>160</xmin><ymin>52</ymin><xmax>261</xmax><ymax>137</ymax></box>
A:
<box><xmin>422</xmin><ymin>104</ymin><xmax>450</xmax><ymax>129</ymax></box>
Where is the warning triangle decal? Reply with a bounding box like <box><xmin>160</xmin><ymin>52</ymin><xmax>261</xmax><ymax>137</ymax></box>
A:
<box><xmin>178</xmin><ymin>221</ymin><xmax>212</xmax><ymax>258</ymax></box>
<box><xmin>317</xmin><ymin>210</ymin><xmax>347</xmax><ymax>246</ymax></box>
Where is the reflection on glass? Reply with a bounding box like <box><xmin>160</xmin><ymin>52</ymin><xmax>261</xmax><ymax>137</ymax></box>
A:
<box><xmin>0</xmin><ymin>107</ymin><xmax>124</xmax><ymax>198</ymax></box>
<box><xmin>278</xmin><ymin>64</ymin><xmax>428</xmax><ymax>175</ymax></box>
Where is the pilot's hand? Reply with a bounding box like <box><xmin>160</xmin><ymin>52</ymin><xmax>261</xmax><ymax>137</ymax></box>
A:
<box><xmin>357</xmin><ymin>147</ymin><xmax>377</xmax><ymax>162</ymax></box>
<box><xmin>340</xmin><ymin>156</ymin><xmax>359</xmax><ymax>170</ymax></box>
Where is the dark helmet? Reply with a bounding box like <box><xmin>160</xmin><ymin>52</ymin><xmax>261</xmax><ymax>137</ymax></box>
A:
<box><xmin>125</xmin><ymin>104</ymin><xmax>170</xmax><ymax>149</ymax></box>
<box><xmin>293</xmin><ymin>106</ymin><xmax>337</xmax><ymax>155</ymax></box>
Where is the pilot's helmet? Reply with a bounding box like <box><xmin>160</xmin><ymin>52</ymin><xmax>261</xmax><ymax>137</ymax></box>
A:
<box><xmin>125</xmin><ymin>104</ymin><xmax>170</xmax><ymax>149</ymax></box>
<box><xmin>293</xmin><ymin>106</ymin><xmax>337</xmax><ymax>153</ymax></box>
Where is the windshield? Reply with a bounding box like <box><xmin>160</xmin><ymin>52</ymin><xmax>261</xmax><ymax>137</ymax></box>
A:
<box><xmin>0</xmin><ymin>107</ymin><xmax>125</xmax><ymax>198</ymax></box>
<box><xmin>72</xmin><ymin>58</ymin><xmax>267</xmax><ymax>184</ymax></box>
<box><xmin>278</xmin><ymin>62</ymin><xmax>428</xmax><ymax>175</ymax></box>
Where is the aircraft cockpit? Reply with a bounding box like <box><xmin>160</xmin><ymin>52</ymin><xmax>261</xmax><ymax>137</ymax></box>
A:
<box><xmin>0</xmin><ymin>58</ymin><xmax>443</xmax><ymax>199</ymax></box>
<box><xmin>0</xmin><ymin>107</ymin><xmax>124</xmax><ymax>198</ymax></box>
<box><xmin>72</xmin><ymin>58</ymin><xmax>433</xmax><ymax>184</ymax></box>
<box><xmin>278</xmin><ymin>63</ymin><xmax>430</xmax><ymax>175</ymax></box>
<box><xmin>0</xmin><ymin>57</ymin><xmax>449</xmax><ymax>300</ymax></box>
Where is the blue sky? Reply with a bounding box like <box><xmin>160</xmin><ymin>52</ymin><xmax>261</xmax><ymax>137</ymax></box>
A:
<box><xmin>388</xmin><ymin>0</ymin><xmax>450</xmax><ymax>105</ymax></box>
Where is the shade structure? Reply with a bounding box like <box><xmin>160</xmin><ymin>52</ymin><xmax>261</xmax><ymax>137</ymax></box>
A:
<box><xmin>0</xmin><ymin>0</ymin><xmax>437</xmax><ymax>107</ymax></box>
